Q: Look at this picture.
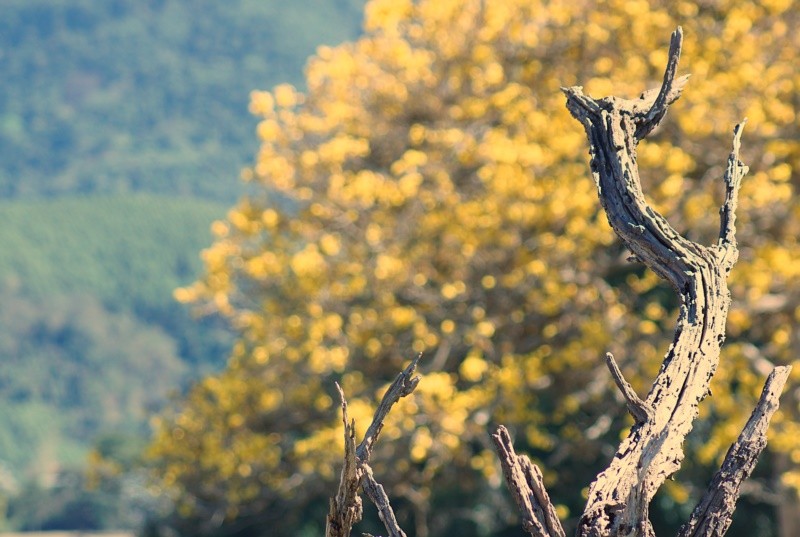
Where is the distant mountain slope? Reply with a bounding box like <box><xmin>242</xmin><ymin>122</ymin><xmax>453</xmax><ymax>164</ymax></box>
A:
<box><xmin>0</xmin><ymin>0</ymin><xmax>366</xmax><ymax>200</ymax></box>
<box><xmin>0</xmin><ymin>291</ymin><xmax>186</xmax><ymax>473</ymax></box>
<box><xmin>0</xmin><ymin>194</ymin><xmax>230</xmax><ymax>476</ymax></box>
<box><xmin>0</xmin><ymin>0</ymin><xmax>369</xmax><ymax>528</ymax></box>
<box><xmin>0</xmin><ymin>194</ymin><xmax>225</xmax><ymax>306</ymax></box>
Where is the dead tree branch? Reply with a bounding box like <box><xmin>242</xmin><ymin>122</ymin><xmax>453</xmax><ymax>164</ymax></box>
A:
<box><xmin>362</xmin><ymin>465</ymin><xmax>407</xmax><ymax>537</ymax></box>
<box><xmin>492</xmin><ymin>426</ymin><xmax>566</xmax><ymax>537</ymax></box>
<box><xmin>326</xmin><ymin>357</ymin><xmax>420</xmax><ymax>537</ymax></box>
<box><xmin>678</xmin><ymin>365</ymin><xmax>792</xmax><ymax>537</ymax></box>
<box><xmin>324</xmin><ymin>27</ymin><xmax>791</xmax><ymax>537</ymax></box>
<box><xmin>357</xmin><ymin>356</ymin><xmax>421</xmax><ymax>463</ymax></box>
<box><xmin>327</xmin><ymin>385</ymin><xmax>363</xmax><ymax>537</ymax></box>
<box><xmin>557</xmin><ymin>25</ymin><xmax>768</xmax><ymax>535</ymax></box>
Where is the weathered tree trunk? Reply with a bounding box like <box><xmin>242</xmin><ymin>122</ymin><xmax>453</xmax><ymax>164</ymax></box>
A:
<box><xmin>326</xmin><ymin>27</ymin><xmax>791</xmax><ymax>537</ymax></box>
<box><xmin>493</xmin><ymin>26</ymin><xmax>791</xmax><ymax>537</ymax></box>
<box><xmin>563</xmin><ymin>27</ymin><xmax>738</xmax><ymax>536</ymax></box>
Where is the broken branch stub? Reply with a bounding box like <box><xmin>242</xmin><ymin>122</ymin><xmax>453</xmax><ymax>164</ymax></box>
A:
<box><xmin>326</xmin><ymin>384</ymin><xmax>364</xmax><ymax>537</ymax></box>
<box><xmin>604</xmin><ymin>352</ymin><xmax>652</xmax><ymax>425</ymax></box>
<box><xmin>492</xmin><ymin>426</ymin><xmax>566</xmax><ymax>537</ymax></box>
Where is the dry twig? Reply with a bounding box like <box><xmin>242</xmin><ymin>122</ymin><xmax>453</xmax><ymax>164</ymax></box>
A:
<box><xmin>325</xmin><ymin>357</ymin><xmax>420</xmax><ymax>537</ymax></box>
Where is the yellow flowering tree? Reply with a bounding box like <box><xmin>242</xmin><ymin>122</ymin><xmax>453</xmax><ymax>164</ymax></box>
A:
<box><xmin>150</xmin><ymin>0</ymin><xmax>800</xmax><ymax>535</ymax></box>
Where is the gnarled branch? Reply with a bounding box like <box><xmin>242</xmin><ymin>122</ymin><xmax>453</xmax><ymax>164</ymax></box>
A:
<box><xmin>678</xmin><ymin>365</ymin><xmax>792</xmax><ymax>537</ymax></box>
<box><xmin>324</xmin><ymin>27</ymin><xmax>790</xmax><ymax>537</ymax></box>
<box><xmin>325</xmin><ymin>357</ymin><xmax>420</xmax><ymax>537</ymax></box>
<box><xmin>559</xmin><ymin>25</ymin><xmax>766</xmax><ymax>536</ymax></box>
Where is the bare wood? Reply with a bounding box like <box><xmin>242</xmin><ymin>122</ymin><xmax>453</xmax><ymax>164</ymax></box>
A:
<box><xmin>559</xmin><ymin>26</ymin><xmax>783</xmax><ymax>536</ymax></box>
<box><xmin>636</xmin><ymin>27</ymin><xmax>691</xmax><ymax>139</ymax></box>
<box><xmin>325</xmin><ymin>26</ymin><xmax>791</xmax><ymax>537</ymax></box>
<box><xmin>717</xmin><ymin>120</ymin><xmax>749</xmax><ymax>268</ymax></box>
<box><xmin>326</xmin><ymin>383</ymin><xmax>364</xmax><ymax>537</ymax></box>
<box><xmin>362</xmin><ymin>464</ymin><xmax>407</xmax><ymax>537</ymax></box>
<box><xmin>357</xmin><ymin>355</ymin><xmax>421</xmax><ymax>462</ymax></box>
<box><xmin>491</xmin><ymin>426</ymin><xmax>566</xmax><ymax>537</ymax></box>
<box><xmin>678</xmin><ymin>365</ymin><xmax>792</xmax><ymax>537</ymax></box>
<box><xmin>326</xmin><ymin>358</ymin><xmax>420</xmax><ymax>537</ymax></box>
<box><xmin>604</xmin><ymin>352</ymin><xmax>652</xmax><ymax>425</ymax></box>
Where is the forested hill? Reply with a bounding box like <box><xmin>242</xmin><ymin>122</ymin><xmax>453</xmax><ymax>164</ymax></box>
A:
<box><xmin>0</xmin><ymin>194</ymin><xmax>230</xmax><ymax>466</ymax></box>
<box><xmin>0</xmin><ymin>0</ymin><xmax>366</xmax><ymax>201</ymax></box>
<box><xmin>0</xmin><ymin>1</ymin><xmax>366</xmax><ymax>529</ymax></box>
<box><xmin>0</xmin><ymin>195</ymin><xmax>225</xmax><ymax>307</ymax></box>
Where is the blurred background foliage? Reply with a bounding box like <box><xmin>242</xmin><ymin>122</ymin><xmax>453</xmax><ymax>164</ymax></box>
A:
<box><xmin>3</xmin><ymin>0</ymin><xmax>800</xmax><ymax>536</ymax></box>
<box><xmin>151</xmin><ymin>0</ymin><xmax>800</xmax><ymax>536</ymax></box>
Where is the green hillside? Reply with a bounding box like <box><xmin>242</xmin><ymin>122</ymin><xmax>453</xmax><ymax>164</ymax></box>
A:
<box><xmin>0</xmin><ymin>0</ymin><xmax>368</xmax><ymax>530</ymax></box>
<box><xmin>0</xmin><ymin>0</ymin><xmax>366</xmax><ymax>201</ymax></box>
<box><xmin>0</xmin><ymin>195</ymin><xmax>229</xmax><ymax>475</ymax></box>
<box><xmin>0</xmin><ymin>194</ymin><xmax>225</xmax><ymax>307</ymax></box>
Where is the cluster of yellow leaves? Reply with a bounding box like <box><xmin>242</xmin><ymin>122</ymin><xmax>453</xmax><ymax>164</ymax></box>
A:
<box><xmin>154</xmin><ymin>0</ymin><xmax>800</xmax><ymax>531</ymax></box>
